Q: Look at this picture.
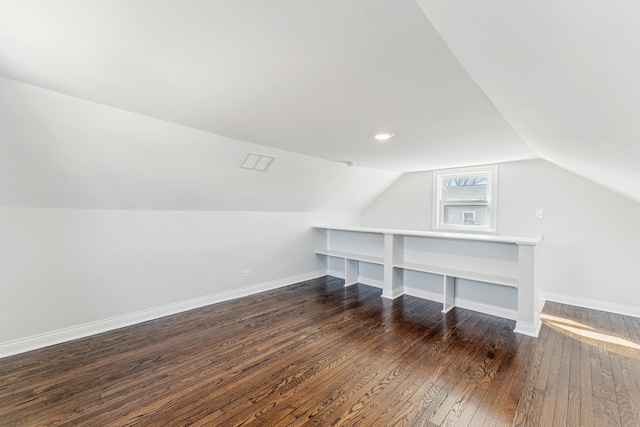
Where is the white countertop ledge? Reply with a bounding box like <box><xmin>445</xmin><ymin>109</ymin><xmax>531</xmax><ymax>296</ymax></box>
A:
<box><xmin>314</xmin><ymin>225</ymin><xmax>542</xmax><ymax>246</ymax></box>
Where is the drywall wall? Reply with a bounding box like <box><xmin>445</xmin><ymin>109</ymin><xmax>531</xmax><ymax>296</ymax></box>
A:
<box><xmin>416</xmin><ymin>0</ymin><xmax>640</xmax><ymax>204</ymax></box>
<box><xmin>0</xmin><ymin>208</ymin><xmax>358</xmax><ymax>349</ymax></box>
<box><xmin>0</xmin><ymin>76</ymin><xmax>400</xmax><ymax>355</ymax></box>
<box><xmin>0</xmin><ymin>76</ymin><xmax>401</xmax><ymax>354</ymax></box>
<box><xmin>0</xmin><ymin>76</ymin><xmax>400</xmax><ymax>211</ymax></box>
<box><xmin>361</xmin><ymin>171</ymin><xmax>433</xmax><ymax>230</ymax></box>
<box><xmin>362</xmin><ymin>159</ymin><xmax>640</xmax><ymax>312</ymax></box>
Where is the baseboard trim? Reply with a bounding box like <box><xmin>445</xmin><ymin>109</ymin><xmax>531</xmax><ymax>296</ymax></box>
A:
<box><xmin>327</xmin><ymin>269</ymin><xmax>345</xmax><ymax>280</ymax></box>
<box><xmin>326</xmin><ymin>271</ymin><xmax>385</xmax><ymax>290</ymax></box>
<box><xmin>404</xmin><ymin>287</ymin><xmax>518</xmax><ymax>321</ymax></box>
<box><xmin>326</xmin><ymin>271</ymin><xmax>399</xmax><ymax>298</ymax></box>
<box><xmin>404</xmin><ymin>288</ymin><xmax>443</xmax><ymax>304</ymax></box>
<box><xmin>0</xmin><ymin>270</ymin><xmax>327</xmax><ymax>359</ymax></box>
<box><xmin>540</xmin><ymin>291</ymin><xmax>640</xmax><ymax>319</ymax></box>
<box><xmin>514</xmin><ymin>321</ymin><xmax>542</xmax><ymax>337</ymax></box>
<box><xmin>456</xmin><ymin>299</ymin><xmax>518</xmax><ymax>322</ymax></box>
<box><xmin>381</xmin><ymin>287</ymin><xmax>404</xmax><ymax>299</ymax></box>
<box><xmin>325</xmin><ymin>280</ymin><xmax>519</xmax><ymax>321</ymax></box>
<box><xmin>358</xmin><ymin>277</ymin><xmax>385</xmax><ymax>290</ymax></box>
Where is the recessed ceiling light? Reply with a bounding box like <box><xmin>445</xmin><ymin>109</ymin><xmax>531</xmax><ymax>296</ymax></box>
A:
<box><xmin>372</xmin><ymin>132</ymin><xmax>395</xmax><ymax>141</ymax></box>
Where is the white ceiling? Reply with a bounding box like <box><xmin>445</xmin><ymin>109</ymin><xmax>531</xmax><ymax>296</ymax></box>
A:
<box><xmin>0</xmin><ymin>76</ymin><xmax>400</xmax><ymax>211</ymax></box>
<box><xmin>0</xmin><ymin>0</ymin><xmax>534</xmax><ymax>173</ymax></box>
<box><xmin>0</xmin><ymin>0</ymin><xmax>638</xmax><ymax>205</ymax></box>
<box><xmin>415</xmin><ymin>0</ymin><xmax>640</xmax><ymax>203</ymax></box>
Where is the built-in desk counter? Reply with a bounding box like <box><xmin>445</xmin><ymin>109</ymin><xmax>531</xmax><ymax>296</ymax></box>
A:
<box><xmin>314</xmin><ymin>226</ymin><xmax>542</xmax><ymax>336</ymax></box>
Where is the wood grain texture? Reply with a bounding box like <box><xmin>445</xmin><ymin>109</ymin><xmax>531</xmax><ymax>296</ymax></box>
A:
<box><xmin>1</xmin><ymin>277</ymin><xmax>639</xmax><ymax>426</ymax></box>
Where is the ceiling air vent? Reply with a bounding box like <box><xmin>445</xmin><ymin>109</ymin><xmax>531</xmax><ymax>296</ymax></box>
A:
<box><xmin>239</xmin><ymin>152</ymin><xmax>275</xmax><ymax>172</ymax></box>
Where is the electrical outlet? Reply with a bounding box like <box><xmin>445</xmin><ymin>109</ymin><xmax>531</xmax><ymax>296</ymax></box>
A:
<box><xmin>243</xmin><ymin>269</ymin><xmax>252</xmax><ymax>277</ymax></box>
<box><xmin>535</xmin><ymin>209</ymin><xmax>544</xmax><ymax>219</ymax></box>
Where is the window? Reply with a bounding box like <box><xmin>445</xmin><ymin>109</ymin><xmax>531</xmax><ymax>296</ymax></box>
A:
<box><xmin>433</xmin><ymin>165</ymin><xmax>498</xmax><ymax>233</ymax></box>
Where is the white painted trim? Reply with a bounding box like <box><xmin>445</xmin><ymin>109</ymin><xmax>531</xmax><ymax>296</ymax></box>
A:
<box><xmin>540</xmin><ymin>291</ymin><xmax>640</xmax><ymax>319</ymax></box>
<box><xmin>327</xmin><ymin>268</ymin><xmax>345</xmax><ymax>279</ymax></box>
<box><xmin>432</xmin><ymin>164</ymin><xmax>499</xmax><ymax>234</ymax></box>
<box><xmin>325</xmin><ymin>277</ymin><xmax>524</xmax><ymax>329</ymax></box>
<box><xmin>325</xmin><ymin>272</ymin><xmax>400</xmax><ymax>297</ymax></box>
<box><xmin>381</xmin><ymin>287</ymin><xmax>404</xmax><ymax>299</ymax></box>
<box><xmin>0</xmin><ymin>270</ymin><xmax>327</xmax><ymax>359</ymax></box>
<box><xmin>358</xmin><ymin>277</ymin><xmax>385</xmax><ymax>290</ymax></box>
<box><xmin>513</xmin><ymin>321</ymin><xmax>542</xmax><ymax>337</ymax></box>
<box><xmin>315</xmin><ymin>225</ymin><xmax>540</xmax><ymax>245</ymax></box>
<box><xmin>456</xmin><ymin>299</ymin><xmax>518</xmax><ymax>322</ymax></box>
<box><xmin>326</xmin><ymin>271</ymin><xmax>385</xmax><ymax>290</ymax></box>
<box><xmin>404</xmin><ymin>286</ymin><xmax>518</xmax><ymax>321</ymax></box>
<box><xmin>404</xmin><ymin>287</ymin><xmax>444</xmax><ymax>304</ymax></box>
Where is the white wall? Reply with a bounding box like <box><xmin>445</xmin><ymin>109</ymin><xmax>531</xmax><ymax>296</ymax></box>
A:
<box><xmin>362</xmin><ymin>171</ymin><xmax>433</xmax><ymax>230</ymax></box>
<box><xmin>0</xmin><ymin>77</ymin><xmax>400</xmax><ymax>356</ymax></box>
<box><xmin>362</xmin><ymin>159</ymin><xmax>640</xmax><ymax>312</ymax></box>
<box><xmin>0</xmin><ymin>208</ymin><xmax>358</xmax><ymax>349</ymax></box>
<box><xmin>0</xmin><ymin>77</ymin><xmax>400</xmax><ymax>212</ymax></box>
<box><xmin>416</xmin><ymin>0</ymin><xmax>640</xmax><ymax>204</ymax></box>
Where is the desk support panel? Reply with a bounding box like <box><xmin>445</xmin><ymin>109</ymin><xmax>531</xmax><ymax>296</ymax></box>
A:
<box><xmin>443</xmin><ymin>275</ymin><xmax>455</xmax><ymax>313</ymax></box>
<box><xmin>315</xmin><ymin>226</ymin><xmax>541</xmax><ymax>336</ymax></box>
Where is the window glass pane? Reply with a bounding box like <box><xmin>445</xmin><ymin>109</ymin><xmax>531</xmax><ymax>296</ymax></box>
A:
<box><xmin>443</xmin><ymin>205</ymin><xmax>488</xmax><ymax>226</ymax></box>
<box><xmin>435</xmin><ymin>167</ymin><xmax>496</xmax><ymax>231</ymax></box>
<box><xmin>443</xmin><ymin>177</ymin><xmax>488</xmax><ymax>201</ymax></box>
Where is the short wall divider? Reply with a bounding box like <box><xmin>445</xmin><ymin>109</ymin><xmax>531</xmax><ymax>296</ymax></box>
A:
<box><xmin>314</xmin><ymin>225</ymin><xmax>542</xmax><ymax>337</ymax></box>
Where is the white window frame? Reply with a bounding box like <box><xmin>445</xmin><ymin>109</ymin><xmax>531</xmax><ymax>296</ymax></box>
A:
<box><xmin>432</xmin><ymin>165</ymin><xmax>498</xmax><ymax>233</ymax></box>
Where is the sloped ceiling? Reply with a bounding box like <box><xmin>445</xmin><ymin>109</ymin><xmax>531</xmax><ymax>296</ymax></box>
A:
<box><xmin>415</xmin><ymin>0</ymin><xmax>640</xmax><ymax>203</ymax></box>
<box><xmin>0</xmin><ymin>0</ymin><xmax>533</xmax><ymax>176</ymax></box>
<box><xmin>1</xmin><ymin>1</ymin><xmax>635</xmax><ymax>209</ymax></box>
<box><xmin>0</xmin><ymin>77</ymin><xmax>400</xmax><ymax>211</ymax></box>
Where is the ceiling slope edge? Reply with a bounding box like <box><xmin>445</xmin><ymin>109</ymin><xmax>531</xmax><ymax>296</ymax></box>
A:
<box><xmin>414</xmin><ymin>0</ymin><xmax>640</xmax><ymax>205</ymax></box>
<box><xmin>0</xmin><ymin>77</ymin><xmax>401</xmax><ymax>212</ymax></box>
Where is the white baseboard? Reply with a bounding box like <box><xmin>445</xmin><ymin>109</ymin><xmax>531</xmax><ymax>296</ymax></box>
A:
<box><xmin>326</xmin><ymin>271</ymin><xmax>399</xmax><ymax>298</ymax></box>
<box><xmin>326</xmin><ymin>270</ymin><xmax>385</xmax><ymax>290</ymax></box>
<box><xmin>358</xmin><ymin>277</ymin><xmax>385</xmax><ymax>290</ymax></box>
<box><xmin>540</xmin><ymin>291</ymin><xmax>640</xmax><ymax>319</ymax></box>
<box><xmin>404</xmin><ymin>288</ymin><xmax>443</xmax><ymax>304</ymax></box>
<box><xmin>514</xmin><ymin>321</ymin><xmax>542</xmax><ymax>337</ymax></box>
<box><xmin>324</xmin><ymin>277</ymin><xmax>518</xmax><ymax>320</ymax></box>
<box><xmin>381</xmin><ymin>287</ymin><xmax>404</xmax><ymax>299</ymax></box>
<box><xmin>327</xmin><ymin>269</ymin><xmax>345</xmax><ymax>280</ymax></box>
<box><xmin>404</xmin><ymin>287</ymin><xmax>518</xmax><ymax>321</ymax></box>
<box><xmin>0</xmin><ymin>270</ymin><xmax>327</xmax><ymax>359</ymax></box>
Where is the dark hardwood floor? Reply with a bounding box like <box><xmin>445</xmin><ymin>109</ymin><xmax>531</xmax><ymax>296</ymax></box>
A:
<box><xmin>1</xmin><ymin>276</ymin><xmax>639</xmax><ymax>426</ymax></box>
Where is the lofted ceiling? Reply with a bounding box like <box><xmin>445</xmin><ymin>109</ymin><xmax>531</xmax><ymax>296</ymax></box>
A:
<box><xmin>0</xmin><ymin>1</ymin><xmax>637</xmax><ymax>205</ymax></box>
<box><xmin>0</xmin><ymin>0</ymin><xmax>534</xmax><ymax>174</ymax></box>
<box><xmin>0</xmin><ymin>76</ymin><xmax>400</xmax><ymax>211</ymax></box>
<box><xmin>415</xmin><ymin>0</ymin><xmax>640</xmax><ymax>203</ymax></box>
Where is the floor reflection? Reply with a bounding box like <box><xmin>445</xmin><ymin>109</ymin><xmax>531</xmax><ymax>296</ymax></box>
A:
<box><xmin>541</xmin><ymin>312</ymin><xmax>640</xmax><ymax>355</ymax></box>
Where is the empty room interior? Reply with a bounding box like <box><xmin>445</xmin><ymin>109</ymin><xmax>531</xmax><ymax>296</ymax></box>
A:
<box><xmin>1</xmin><ymin>1</ymin><xmax>640</xmax><ymax>426</ymax></box>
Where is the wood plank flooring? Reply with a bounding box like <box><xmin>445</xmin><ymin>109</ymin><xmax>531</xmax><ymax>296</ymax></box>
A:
<box><xmin>1</xmin><ymin>276</ymin><xmax>639</xmax><ymax>426</ymax></box>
